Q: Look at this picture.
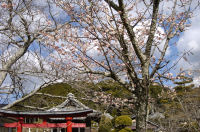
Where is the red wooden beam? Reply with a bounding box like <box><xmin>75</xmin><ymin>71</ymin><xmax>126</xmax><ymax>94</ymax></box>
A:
<box><xmin>4</xmin><ymin>122</ymin><xmax>86</xmax><ymax>128</ymax></box>
<box><xmin>71</xmin><ymin>123</ymin><xmax>86</xmax><ymax>128</ymax></box>
<box><xmin>4</xmin><ymin>122</ymin><xmax>18</xmax><ymax>127</ymax></box>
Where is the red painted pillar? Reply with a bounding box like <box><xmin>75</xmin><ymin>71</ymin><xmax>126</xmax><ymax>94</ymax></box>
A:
<box><xmin>42</xmin><ymin>118</ymin><xmax>47</xmax><ymax>126</ymax></box>
<box><xmin>66</xmin><ymin>117</ymin><xmax>73</xmax><ymax>132</ymax></box>
<box><xmin>17</xmin><ymin>117</ymin><xmax>23</xmax><ymax>132</ymax></box>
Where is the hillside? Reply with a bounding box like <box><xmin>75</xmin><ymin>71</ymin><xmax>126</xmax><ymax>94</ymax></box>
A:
<box><xmin>6</xmin><ymin>81</ymin><xmax>134</xmax><ymax>116</ymax></box>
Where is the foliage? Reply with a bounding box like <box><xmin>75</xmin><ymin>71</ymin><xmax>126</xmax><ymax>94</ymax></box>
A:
<box><xmin>111</xmin><ymin>129</ymin><xmax>117</xmax><ymax>132</ymax></box>
<box><xmin>98</xmin><ymin>115</ymin><xmax>113</xmax><ymax>132</ymax></box>
<box><xmin>9</xmin><ymin>81</ymin><xmax>134</xmax><ymax>117</ymax></box>
<box><xmin>174</xmin><ymin>75</ymin><xmax>194</xmax><ymax>94</ymax></box>
<box><xmin>91</xmin><ymin>120</ymin><xmax>98</xmax><ymax>128</ymax></box>
<box><xmin>119</xmin><ymin>127</ymin><xmax>133</xmax><ymax>132</ymax></box>
<box><xmin>10</xmin><ymin>83</ymin><xmax>84</xmax><ymax>111</ymax></box>
<box><xmin>179</xmin><ymin>121</ymin><xmax>200</xmax><ymax>132</ymax></box>
<box><xmin>96</xmin><ymin>80</ymin><xmax>132</xmax><ymax>99</ymax></box>
<box><xmin>149</xmin><ymin>84</ymin><xmax>163</xmax><ymax>99</ymax></box>
<box><xmin>151</xmin><ymin>76</ymin><xmax>200</xmax><ymax>131</ymax></box>
<box><xmin>39</xmin><ymin>83</ymin><xmax>74</xmax><ymax>96</ymax></box>
<box><xmin>113</xmin><ymin>115</ymin><xmax>133</xmax><ymax>132</ymax></box>
<box><xmin>85</xmin><ymin>80</ymin><xmax>134</xmax><ymax>115</ymax></box>
<box><xmin>115</xmin><ymin>115</ymin><xmax>132</xmax><ymax>128</ymax></box>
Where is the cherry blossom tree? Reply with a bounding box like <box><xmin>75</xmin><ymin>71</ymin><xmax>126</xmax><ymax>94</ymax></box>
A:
<box><xmin>0</xmin><ymin>0</ymin><xmax>68</xmax><ymax>99</ymax></box>
<box><xmin>49</xmin><ymin>0</ymin><xmax>199</xmax><ymax>131</ymax></box>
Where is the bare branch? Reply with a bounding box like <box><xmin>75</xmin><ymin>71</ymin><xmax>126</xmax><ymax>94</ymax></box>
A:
<box><xmin>145</xmin><ymin>0</ymin><xmax>160</xmax><ymax>59</ymax></box>
<box><xmin>2</xmin><ymin>81</ymin><xmax>57</xmax><ymax>109</ymax></box>
<box><xmin>118</xmin><ymin>0</ymin><xmax>146</xmax><ymax>63</ymax></box>
<box><xmin>104</xmin><ymin>0</ymin><xmax>120</xmax><ymax>11</ymax></box>
<box><xmin>150</xmin><ymin>0</ymin><xmax>178</xmax><ymax>78</ymax></box>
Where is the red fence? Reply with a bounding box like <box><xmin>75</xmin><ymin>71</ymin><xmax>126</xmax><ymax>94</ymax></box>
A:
<box><xmin>4</xmin><ymin>122</ymin><xmax>86</xmax><ymax>128</ymax></box>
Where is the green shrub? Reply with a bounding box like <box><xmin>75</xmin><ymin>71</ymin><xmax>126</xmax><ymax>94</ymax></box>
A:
<box><xmin>159</xmin><ymin>99</ymin><xmax>169</xmax><ymax>103</ymax></box>
<box><xmin>119</xmin><ymin>127</ymin><xmax>133</xmax><ymax>132</ymax></box>
<box><xmin>149</xmin><ymin>84</ymin><xmax>162</xmax><ymax>99</ymax></box>
<box><xmin>91</xmin><ymin>120</ymin><xmax>98</xmax><ymax>128</ymax></box>
<box><xmin>111</xmin><ymin>129</ymin><xmax>117</xmax><ymax>132</ymax></box>
<box><xmin>98</xmin><ymin>115</ymin><xmax>113</xmax><ymax>132</ymax></box>
<box><xmin>115</xmin><ymin>115</ymin><xmax>132</xmax><ymax>127</ymax></box>
<box><xmin>115</xmin><ymin>115</ymin><xmax>132</xmax><ymax>129</ymax></box>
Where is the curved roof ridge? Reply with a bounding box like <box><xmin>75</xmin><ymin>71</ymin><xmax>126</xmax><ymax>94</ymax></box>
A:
<box><xmin>48</xmin><ymin>93</ymin><xmax>90</xmax><ymax>111</ymax></box>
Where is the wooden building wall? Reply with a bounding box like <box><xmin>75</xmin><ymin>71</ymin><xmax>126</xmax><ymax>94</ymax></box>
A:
<box><xmin>0</xmin><ymin>127</ymin><xmax>13</xmax><ymax>132</ymax></box>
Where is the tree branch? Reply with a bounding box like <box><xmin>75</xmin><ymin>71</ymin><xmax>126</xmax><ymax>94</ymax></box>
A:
<box><xmin>145</xmin><ymin>0</ymin><xmax>160</xmax><ymax>59</ymax></box>
<box><xmin>104</xmin><ymin>0</ymin><xmax>120</xmax><ymax>11</ymax></box>
<box><xmin>118</xmin><ymin>0</ymin><xmax>146</xmax><ymax>64</ymax></box>
<box><xmin>2</xmin><ymin>81</ymin><xmax>57</xmax><ymax>109</ymax></box>
<box><xmin>150</xmin><ymin>0</ymin><xmax>178</xmax><ymax>78</ymax></box>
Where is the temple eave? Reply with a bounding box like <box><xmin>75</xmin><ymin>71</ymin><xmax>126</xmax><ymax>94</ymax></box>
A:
<box><xmin>0</xmin><ymin>109</ymin><xmax>93</xmax><ymax>118</ymax></box>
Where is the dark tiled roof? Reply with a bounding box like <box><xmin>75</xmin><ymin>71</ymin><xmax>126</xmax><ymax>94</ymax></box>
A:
<box><xmin>0</xmin><ymin>109</ymin><xmax>93</xmax><ymax>118</ymax></box>
<box><xmin>0</xmin><ymin>93</ymin><xmax>93</xmax><ymax>117</ymax></box>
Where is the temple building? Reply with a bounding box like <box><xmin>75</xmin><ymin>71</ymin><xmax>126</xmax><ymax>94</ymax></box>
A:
<box><xmin>0</xmin><ymin>83</ymin><xmax>99</xmax><ymax>132</ymax></box>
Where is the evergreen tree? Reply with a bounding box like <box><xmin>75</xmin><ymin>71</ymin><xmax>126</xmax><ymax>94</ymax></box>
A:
<box><xmin>173</xmin><ymin>73</ymin><xmax>194</xmax><ymax>95</ymax></box>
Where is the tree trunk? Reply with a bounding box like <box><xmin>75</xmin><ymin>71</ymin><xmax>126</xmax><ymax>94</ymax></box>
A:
<box><xmin>135</xmin><ymin>91</ymin><xmax>146</xmax><ymax>131</ymax></box>
<box><xmin>135</xmin><ymin>82</ymin><xmax>149</xmax><ymax>132</ymax></box>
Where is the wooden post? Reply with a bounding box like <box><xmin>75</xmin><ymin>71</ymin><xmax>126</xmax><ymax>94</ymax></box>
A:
<box><xmin>42</xmin><ymin>118</ymin><xmax>47</xmax><ymax>125</ymax></box>
<box><xmin>66</xmin><ymin>117</ymin><xmax>73</xmax><ymax>132</ymax></box>
<box><xmin>43</xmin><ymin>118</ymin><xmax>47</xmax><ymax>132</ymax></box>
<box><xmin>9</xmin><ymin>128</ymin><xmax>12</xmax><ymax>132</ymax></box>
<box><xmin>17</xmin><ymin>117</ymin><xmax>23</xmax><ymax>132</ymax></box>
